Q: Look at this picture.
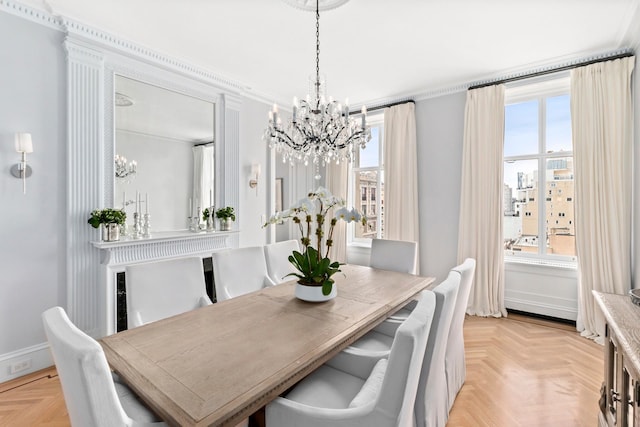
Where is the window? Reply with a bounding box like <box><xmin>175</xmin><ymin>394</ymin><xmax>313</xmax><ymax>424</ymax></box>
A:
<box><xmin>503</xmin><ymin>77</ymin><xmax>576</xmax><ymax>261</ymax></box>
<box><xmin>349</xmin><ymin>113</ymin><xmax>384</xmax><ymax>243</ymax></box>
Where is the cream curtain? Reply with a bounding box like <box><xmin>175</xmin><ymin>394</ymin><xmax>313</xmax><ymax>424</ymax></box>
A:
<box><xmin>326</xmin><ymin>160</ymin><xmax>348</xmax><ymax>263</ymax></box>
<box><xmin>383</xmin><ymin>103</ymin><xmax>419</xmax><ymax>246</ymax></box>
<box><xmin>457</xmin><ymin>85</ymin><xmax>507</xmax><ymax>317</ymax></box>
<box><xmin>571</xmin><ymin>56</ymin><xmax>634</xmax><ymax>341</ymax></box>
<box><xmin>192</xmin><ymin>145</ymin><xmax>214</xmax><ymax>211</ymax></box>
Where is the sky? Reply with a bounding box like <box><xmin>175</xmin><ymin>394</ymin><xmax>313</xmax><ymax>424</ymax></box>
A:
<box><xmin>503</xmin><ymin>94</ymin><xmax>572</xmax><ymax>192</ymax></box>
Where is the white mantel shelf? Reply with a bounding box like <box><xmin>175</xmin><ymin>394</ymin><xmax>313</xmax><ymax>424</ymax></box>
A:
<box><xmin>91</xmin><ymin>230</ymin><xmax>238</xmax><ymax>267</ymax></box>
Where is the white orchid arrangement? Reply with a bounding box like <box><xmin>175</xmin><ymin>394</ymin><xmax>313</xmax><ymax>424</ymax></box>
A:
<box><xmin>265</xmin><ymin>186</ymin><xmax>365</xmax><ymax>258</ymax></box>
<box><xmin>264</xmin><ymin>186</ymin><xmax>366</xmax><ymax>294</ymax></box>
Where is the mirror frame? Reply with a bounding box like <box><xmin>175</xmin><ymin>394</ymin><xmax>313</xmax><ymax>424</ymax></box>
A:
<box><xmin>106</xmin><ymin>69</ymin><xmax>222</xmax><ymax>214</ymax></box>
<box><xmin>110</xmin><ymin>73</ymin><xmax>218</xmax><ymax>231</ymax></box>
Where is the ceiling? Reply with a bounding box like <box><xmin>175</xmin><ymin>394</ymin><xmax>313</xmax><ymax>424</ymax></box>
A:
<box><xmin>21</xmin><ymin>0</ymin><xmax>640</xmax><ymax>106</ymax></box>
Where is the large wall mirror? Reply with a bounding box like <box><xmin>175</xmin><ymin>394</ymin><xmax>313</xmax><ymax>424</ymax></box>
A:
<box><xmin>114</xmin><ymin>75</ymin><xmax>215</xmax><ymax>231</ymax></box>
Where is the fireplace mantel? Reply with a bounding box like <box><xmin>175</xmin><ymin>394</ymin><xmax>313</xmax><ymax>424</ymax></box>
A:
<box><xmin>91</xmin><ymin>230</ymin><xmax>237</xmax><ymax>266</ymax></box>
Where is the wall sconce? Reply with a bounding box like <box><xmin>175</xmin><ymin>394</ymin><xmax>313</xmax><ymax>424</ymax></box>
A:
<box><xmin>249</xmin><ymin>163</ymin><xmax>261</xmax><ymax>195</ymax></box>
<box><xmin>10</xmin><ymin>133</ymin><xmax>33</xmax><ymax>194</ymax></box>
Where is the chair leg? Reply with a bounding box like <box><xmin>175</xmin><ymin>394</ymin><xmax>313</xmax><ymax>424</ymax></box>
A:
<box><xmin>249</xmin><ymin>406</ymin><xmax>265</xmax><ymax>427</ymax></box>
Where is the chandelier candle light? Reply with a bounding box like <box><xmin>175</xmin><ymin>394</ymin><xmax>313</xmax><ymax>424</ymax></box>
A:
<box><xmin>264</xmin><ymin>0</ymin><xmax>371</xmax><ymax>175</ymax></box>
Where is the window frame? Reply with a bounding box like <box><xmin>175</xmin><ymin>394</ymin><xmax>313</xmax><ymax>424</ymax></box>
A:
<box><xmin>503</xmin><ymin>74</ymin><xmax>577</xmax><ymax>264</ymax></box>
<box><xmin>348</xmin><ymin>112</ymin><xmax>384</xmax><ymax>247</ymax></box>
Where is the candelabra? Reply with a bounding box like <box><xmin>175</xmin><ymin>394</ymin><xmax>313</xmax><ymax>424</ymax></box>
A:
<box><xmin>206</xmin><ymin>206</ymin><xmax>215</xmax><ymax>232</ymax></box>
<box><xmin>132</xmin><ymin>212</ymin><xmax>142</xmax><ymax>239</ymax></box>
<box><xmin>142</xmin><ymin>213</ymin><xmax>151</xmax><ymax>238</ymax></box>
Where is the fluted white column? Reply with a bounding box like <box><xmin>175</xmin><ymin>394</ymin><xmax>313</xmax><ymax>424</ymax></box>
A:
<box><xmin>65</xmin><ymin>38</ymin><xmax>104</xmax><ymax>338</ymax></box>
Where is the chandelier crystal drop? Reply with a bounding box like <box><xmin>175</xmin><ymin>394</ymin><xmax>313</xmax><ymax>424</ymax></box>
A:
<box><xmin>264</xmin><ymin>0</ymin><xmax>370</xmax><ymax>169</ymax></box>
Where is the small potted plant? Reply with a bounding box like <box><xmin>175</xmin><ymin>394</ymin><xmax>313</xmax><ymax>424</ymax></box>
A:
<box><xmin>216</xmin><ymin>206</ymin><xmax>235</xmax><ymax>231</ymax></box>
<box><xmin>88</xmin><ymin>208</ymin><xmax>126</xmax><ymax>241</ymax></box>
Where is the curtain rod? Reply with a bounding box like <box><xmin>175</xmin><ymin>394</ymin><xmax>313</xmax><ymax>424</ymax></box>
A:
<box><xmin>468</xmin><ymin>52</ymin><xmax>634</xmax><ymax>90</ymax></box>
<box><xmin>348</xmin><ymin>99</ymin><xmax>415</xmax><ymax>115</ymax></box>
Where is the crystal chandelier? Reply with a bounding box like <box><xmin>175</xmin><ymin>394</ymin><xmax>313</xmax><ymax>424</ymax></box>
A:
<box><xmin>264</xmin><ymin>0</ymin><xmax>370</xmax><ymax>171</ymax></box>
<box><xmin>115</xmin><ymin>154</ymin><xmax>137</xmax><ymax>180</ymax></box>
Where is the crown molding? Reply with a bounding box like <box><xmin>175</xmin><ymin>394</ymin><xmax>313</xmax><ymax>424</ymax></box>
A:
<box><xmin>1</xmin><ymin>0</ymin><xmax>250</xmax><ymax>96</ymax></box>
<box><xmin>0</xmin><ymin>0</ymin><xmax>60</xmax><ymax>29</ymax></box>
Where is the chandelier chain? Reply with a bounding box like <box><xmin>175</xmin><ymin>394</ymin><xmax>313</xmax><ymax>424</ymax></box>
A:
<box><xmin>315</xmin><ymin>0</ymin><xmax>320</xmax><ymax>104</ymax></box>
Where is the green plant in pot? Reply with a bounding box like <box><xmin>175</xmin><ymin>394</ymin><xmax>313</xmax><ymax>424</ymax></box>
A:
<box><xmin>88</xmin><ymin>208</ymin><xmax>126</xmax><ymax>241</ymax></box>
<box><xmin>264</xmin><ymin>186</ymin><xmax>366</xmax><ymax>300</ymax></box>
<box><xmin>216</xmin><ymin>206</ymin><xmax>235</xmax><ymax>231</ymax></box>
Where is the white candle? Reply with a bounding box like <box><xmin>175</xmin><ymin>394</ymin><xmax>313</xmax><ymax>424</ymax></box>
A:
<box><xmin>146</xmin><ymin>193</ymin><xmax>149</xmax><ymax>214</ymax></box>
<box><xmin>189</xmin><ymin>198</ymin><xmax>192</xmax><ymax>216</ymax></box>
<box><xmin>122</xmin><ymin>192</ymin><xmax>126</xmax><ymax>209</ymax></box>
<box><xmin>136</xmin><ymin>191</ymin><xmax>139</xmax><ymax>213</ymax></box>
<box><xmin>209</xmin><ymin>190</ymin><xmax>212</xmax><ymax>208</ymax></box>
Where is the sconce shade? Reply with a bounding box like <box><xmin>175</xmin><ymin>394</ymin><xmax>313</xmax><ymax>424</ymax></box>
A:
<box><xmin>15</xmin><ymin>133</ymin><xmax>33</xmax><ymax>153</ymax></box>
<box><xmin>251</xmin><ymin>163</ymin><xmax>261</xmax><ymax>176</ymax></box>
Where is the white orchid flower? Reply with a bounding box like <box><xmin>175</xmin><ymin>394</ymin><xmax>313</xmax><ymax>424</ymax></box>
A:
<box><xmin>334</xmin><ymin>207</ymin><xmax>351</xmax><ymax>222</ymax></box>
<box><xmin>348</xmin><ymin>208</ymin><xmax>362</xmax><ymax>223</ymax></box>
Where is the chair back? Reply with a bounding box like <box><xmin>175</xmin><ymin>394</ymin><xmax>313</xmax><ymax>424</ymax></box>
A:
<box><xmin>369</xmin><ymin>238</ymin><xmax>418</xmax><ymax>275</ymax></box>
<box><xmin>212</xmin><ymin>246</ymin><xmax>274</xmax><ymax>301</ymax></box>
<box><xmin>415</xmin><ymin>270</ymin><xmax>460</xmax><ymax>427</ymax></box>
<box><xmin>376</xmin><ymin>290</ymin><xmax>436</xmax><ymax>426</ymax></box>
<box><xmin>445</xmin><ymin>258</ymin><xmax>476</xmax><ymax>410</ymax></box>
<box><xmin>451</xmin><ymin>258</ymin><xmax>476</xmax><ymax>323</ymax></box>
<box><xmin>264</xmin><ymin>239</ymin><xmax>300</xmax><ymax>284</ymax></box>
<box><xmin>42</xmin><ymin>306</ymin><xmax>129</xmax><ymax>426</ymax></box>
<box><xmin>126</xmin><ymin>257</ymin><xmax>211</xmax><ymax>329</ymax></box>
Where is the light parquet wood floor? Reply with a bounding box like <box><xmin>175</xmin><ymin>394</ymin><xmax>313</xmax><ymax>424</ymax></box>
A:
<box><xmin>0</xmin><ymin>314</ymin><xmax>603</xmax><ymax>427</ymax></box>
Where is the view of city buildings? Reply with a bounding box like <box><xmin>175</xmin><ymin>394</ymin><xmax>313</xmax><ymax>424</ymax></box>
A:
<box><xmin>355</xmin><ymin>170</ymin><xmax>383</xmax><ymax>238</ymax></box>
<box><xmin>504</xmin><ymin>158</ymin><xmax>575</xmax><ymax>256</ymax></box>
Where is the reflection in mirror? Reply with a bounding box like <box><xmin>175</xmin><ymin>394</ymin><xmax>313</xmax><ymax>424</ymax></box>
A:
<box><xmin>114</xmin><ymin>75</ymin><xmax>215</xmax><ymax>232</ymax></box>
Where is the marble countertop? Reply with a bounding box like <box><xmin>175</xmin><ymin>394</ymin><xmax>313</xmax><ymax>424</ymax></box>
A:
<box><xmin>593</xmin><ymin>291</ymin><xmax>640</xmax><ymax>376</ymax></box>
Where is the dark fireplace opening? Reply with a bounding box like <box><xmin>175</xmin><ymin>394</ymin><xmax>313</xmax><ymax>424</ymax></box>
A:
<box><xmin>116</xmin><ymin>257</ymin><xmax>216</xmax><ymax>333</ymax></box>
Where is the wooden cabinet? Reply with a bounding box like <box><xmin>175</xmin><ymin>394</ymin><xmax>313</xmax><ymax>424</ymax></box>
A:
<box><xmin>594</xmin><ymin>292</ymin><xmax>640</xmax><ymax>427</ymax></box>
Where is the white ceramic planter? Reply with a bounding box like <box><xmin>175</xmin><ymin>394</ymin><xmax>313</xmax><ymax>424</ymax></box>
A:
<box><xmin>295</xmin><ymin>282</ymin><xmax>337</xmax><ymax>302</ymax></box>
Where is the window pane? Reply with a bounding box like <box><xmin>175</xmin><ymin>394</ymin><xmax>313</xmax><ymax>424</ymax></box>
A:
<box><xmin>504</xmin><ymin>100</ymin><xmax>539</xmax><ymax>157</ymax></box>
<box><xmin>504</xmin><ymin>159</ymin><xmax>538</xmax><ymax>254</ymax></box>
<box><xmin>546</xmin><ymin>95</ymin><xmax>572</xmax><ymax>153</ymax></box>
<box><xmin>355</xmin><ymin>170</ymin><xmax>378</xmax><ymax>239</ymax></box>
<box><xmin>358</xmin><ymin>127</ymin><xmax>379</xmax><ymax>168</ymax></box>
<box><xmin>545</xmin><ymin>157</ymin><xmax>575</xmax><ymax>256</ymax></box>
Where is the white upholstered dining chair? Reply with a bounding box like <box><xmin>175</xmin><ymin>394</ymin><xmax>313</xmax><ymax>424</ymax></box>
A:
<box><xmin>42</xmin><ymin>306</ymin><xmax>167</xmax><ymax>427</ymax></box>
<box><xmin>415</xmin><ymin>270</ymin><xmax>460</xmax><ymax>427</ymax></box>
<box><xmin>369</xmin><ymin>238</ymin><xmax>418</xmax><ymax>275</ymax></box>
<box><xmin>212</xmin><ymin>246</ymin><xmax>276</xmax><ymax>301</ymax></box>
<box><xmin>265</xmin><ymin>289</ymin><xmax>436</xmax><ymax>427</ymax></box>
<box><xmin>445</xmin><ymin>258</ymin><xmax>476</xmax><ymax>411</ymax></box>
<box><xmin>263</xmin><ymin>239</ymin><xmax>300</xmax><ymax>284</ymax></box>
<box><xmin>125</xmin><ymin>256</ymin><xmax>212</xmax><ymax>329</ymax></box>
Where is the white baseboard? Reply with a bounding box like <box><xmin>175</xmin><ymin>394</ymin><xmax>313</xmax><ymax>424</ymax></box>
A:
<box><xmin>505</xmin><ymin>295</ymin><xmax>578</xmax><ymax>321</ymax></box>
<box><xmin>0</xmin><ymin>342</ymin><xmax>53</xmax><ymax>384</ymax></box>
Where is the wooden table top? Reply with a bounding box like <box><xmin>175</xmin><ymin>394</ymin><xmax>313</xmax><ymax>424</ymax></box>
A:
<box><xmin>101</xmin><ymin>264</ymin><xmax>435</xmax><ymax>427</ymax></box>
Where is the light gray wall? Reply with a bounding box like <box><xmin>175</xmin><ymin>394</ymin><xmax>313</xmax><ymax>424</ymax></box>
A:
<box><xmin>0</xmin><ymin>12</ymin><xmax>65</xmax><ymax>374</ymax></box>
<box><xmin>415</xmin><ymin>92</ymin><xmax>467</xmax><ymax>283</ymax></box>
<box><xmin>238</xmin><ymin>97</ymin><xmax>272</xmax><ymax>248</ymax></box>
